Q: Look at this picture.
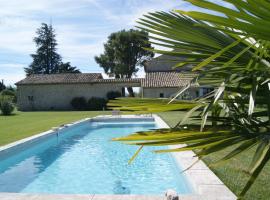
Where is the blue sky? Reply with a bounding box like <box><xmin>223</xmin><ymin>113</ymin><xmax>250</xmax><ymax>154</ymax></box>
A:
<box><xmin>0</xmin><ymin>0</ymin><xmax>226</xmax><ymax>85</ymax></box>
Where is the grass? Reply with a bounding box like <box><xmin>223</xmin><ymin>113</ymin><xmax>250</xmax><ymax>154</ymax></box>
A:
<box><xmin>0</xmin><ymin>110</ymin><xmax>109</xmax><ymax>146</ymax></box>
<box><xmin>159</xmin><ymin>111</ymin><xmax>270</xmax><ymax>200</ymax></box>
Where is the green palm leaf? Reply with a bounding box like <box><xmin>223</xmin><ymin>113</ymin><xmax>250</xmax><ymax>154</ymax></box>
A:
<box><xmin>111</xmin><ymin>0</ymin><xmax>270</xmax><ymax>198</ymax></box>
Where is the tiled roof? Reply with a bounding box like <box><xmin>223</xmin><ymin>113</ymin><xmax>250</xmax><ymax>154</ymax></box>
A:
<box><xmin>144</xmin><ymin>55</ymin><xmax>193</xmax><ymax>72</ymax></box>
<box><xmin>16</xmin><ymin>72</ymin><xmax>198</xmax><ymax>88</ymax></box>
<box><xmin>96</xmin><ymin>78</ymin><xmax>142</xmax><ymax>83</ymax></box>
<box><xmin>16</xmin><ymin>73</ymin><xmax>103</xmax><ymax>85</ymax></box>
<box><xmin>142</xmin><ymin>72</ymin><xmax>196</xmax><ymax>88</ymax></box>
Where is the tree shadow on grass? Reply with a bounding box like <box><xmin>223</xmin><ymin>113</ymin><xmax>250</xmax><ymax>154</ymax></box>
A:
<box><xmin>0</xmin><ymin>113</ymin><xmax>18</xmax><ymax>117</ymax></box>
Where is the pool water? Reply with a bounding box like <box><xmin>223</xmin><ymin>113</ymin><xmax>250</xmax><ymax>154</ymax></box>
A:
<box><xmin>0</xmin><ymin>121</ymin><xmax>192</xmax><ymax>194</ymax></box>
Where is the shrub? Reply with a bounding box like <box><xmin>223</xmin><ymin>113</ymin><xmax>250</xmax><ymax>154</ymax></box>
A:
<box><xmin>88</xmin><ymin>97</ymin><xmax>107</xmax><ymax>110</ymax></box>
<box><xmin>0</xmin><ymin>94</ymin><xmax>13</xmax><ymax>107</ymax></box>
<box><xmin>70</xmin><ymin>97</ymin><xmax>87</xmax><ymax>110</ymax></box>
<box><xmin>106</xmin><ymin>91</ymin><xmax>122</xmax><ymax>100</ymax></box>
<box><xmin>0</xmin><ymin>89</ymin><xmax>15</xmax><ymax>96</ymax></box>
<box><xmin>0</xmin><ymin>89</ymin><xmax>17</xmax><ymax>103</ymax></box>
<box><xmin>0</xmin><ymin>101</ymin><xmax>14</xmax><ymax>115</ymax></box>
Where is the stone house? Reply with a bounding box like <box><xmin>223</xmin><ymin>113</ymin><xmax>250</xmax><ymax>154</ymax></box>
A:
<box><xmin>142</xmin><ymin>55</ymin><xmax>212</xmax><ymax>98</ymax></box>
<box><xmin>16</xmin><ymin>55</ymin><xmax>210</xmax><ymax>111</ymax></box>
<box><xmin>16</xmin><ymin>73</ymin><xmax>141</xmax><ymax>111</ymax></box>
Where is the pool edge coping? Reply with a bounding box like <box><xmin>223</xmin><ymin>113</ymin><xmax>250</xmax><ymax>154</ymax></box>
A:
<box><xmin>0</xmin><ymin>118</ymin><xmax>91</xmax><ymax>154</ymax></box>
<box><xmin>0</xmin><ymin>114</ymin><xmax>236</xmax><ymax>200</ymax></box>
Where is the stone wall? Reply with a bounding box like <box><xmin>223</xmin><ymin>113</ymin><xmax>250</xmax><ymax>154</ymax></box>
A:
<box><xmin>17</xmin><ymin>83</ymin><xmax>136</xmax><ymax>111</ymax></box>
<box><xmin>17</xmin><ymin>83</ymin><xmax>200</xmax><ymax>111</ymax></box>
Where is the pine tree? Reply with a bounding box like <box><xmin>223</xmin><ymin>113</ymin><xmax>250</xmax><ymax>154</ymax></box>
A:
<box><xmin>25</xmin><ymin>23</ymin><xmax>80</xmax><ymax>75</ymax></box>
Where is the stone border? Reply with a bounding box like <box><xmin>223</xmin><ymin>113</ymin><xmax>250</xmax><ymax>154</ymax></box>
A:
<box><xmin>0</xmin><ymin>115</ymin><xmax>236</xmax><ymax>200</ymax></box>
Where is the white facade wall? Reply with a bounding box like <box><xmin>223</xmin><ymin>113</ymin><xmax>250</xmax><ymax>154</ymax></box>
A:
<box><xmin>17</xmin><ymin>83</ymin><xmax>137</xmax><ymax>111</ymax></box>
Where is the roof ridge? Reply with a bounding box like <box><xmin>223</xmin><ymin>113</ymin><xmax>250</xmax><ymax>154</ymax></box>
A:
<box><xmin>16</xmin><ymin>73</ymin><xmax>103</xmax><ymax>85</ymax></box>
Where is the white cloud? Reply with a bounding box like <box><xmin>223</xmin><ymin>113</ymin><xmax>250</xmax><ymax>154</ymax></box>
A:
<box><xmin>0</xmin><ymin>0</ymin><xmax>97</xmax><ymax>16</ymax></box>
<box><xmin>0</xmin><ymin>63</ymin><xmax>25</xmax><ymax>69</ymax></box>
<box><xmin>0</xmin><ymin>63</ymin><xmax>26</xmax><ymax>85</ymax></box>
<box><xmin>92</xmin><ymin>0</ymin><xmax>184</xmax><ymax>26</ymax></box>
<box><xmin>0</xmin><ymin>75</ymin><xmax>25</xmax><ymax>86</ymax></box>
<box><xmin>0</xmin><ymin>17</ymin><xmax>38</xmax><ymax>54</ymax></box>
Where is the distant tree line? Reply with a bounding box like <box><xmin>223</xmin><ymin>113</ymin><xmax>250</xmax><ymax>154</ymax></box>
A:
<box><xmin>25</xmin><ymin>23</ymin><xmax>80</xmax><ymax>75</ymax></box>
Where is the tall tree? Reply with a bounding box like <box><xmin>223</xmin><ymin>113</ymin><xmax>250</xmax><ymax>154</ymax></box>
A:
<box><xmin>25</xmin><ymin>23</ymin><xmax>80</xmax><ymax>75</ymax></box>
<box><xmin>95</xmin><ymin>29</ymin><xmax>154</xmax><ymax>96</ymax></box>
<box><xmin>0</xmin><ymin>80</ymin><xmax>6</xmax><ymax>92</ymax></box>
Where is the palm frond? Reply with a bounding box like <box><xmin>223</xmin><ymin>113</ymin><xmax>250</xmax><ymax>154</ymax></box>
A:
<box><xmin>111</xmin><ymin>0</ymin><xmax>270</xmax><ymax>198</ymax></box>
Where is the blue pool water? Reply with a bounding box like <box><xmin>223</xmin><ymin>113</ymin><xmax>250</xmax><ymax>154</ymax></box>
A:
<box><xmin>0</xmin><ymin>121</ymin><xmax>192</xmax><ymax>194</ymax></box>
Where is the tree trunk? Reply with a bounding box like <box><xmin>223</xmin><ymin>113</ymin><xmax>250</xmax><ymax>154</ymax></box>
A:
<box><xmin>127</xmin><ymin>87</ymin><xmax>135</xmax><ymax>97</ymax></box>
<box><xmin>121</xmin><ymin>87</ymin><xmax>125</xmax><ymax>97</ymax></box>
<box><xmin>126</xmin><ymin>73</ymin><xmax>135</xmax><ymax>97</ymax></box>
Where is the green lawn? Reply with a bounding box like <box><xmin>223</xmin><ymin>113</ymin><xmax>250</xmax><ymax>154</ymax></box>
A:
<box><xmin>0</xmin><ymin>111</ymin><xmax>109</xmax><ymax>146</ymax></box>
<box><xmin>159</xmin><ymin>111</ymin><xmax>270</xmax><ymax>200</ymax></box>
<box><xmin>0</xmin><ymin>110</ymin><xmax>269</xmax><ymax>199</ymax></box>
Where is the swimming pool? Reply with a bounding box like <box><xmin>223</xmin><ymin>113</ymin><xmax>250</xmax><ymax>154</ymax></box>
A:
<box><xmin>0</xmin><ymin>117</ymin><xmax>192</xmax><ymax>195</ymax></box>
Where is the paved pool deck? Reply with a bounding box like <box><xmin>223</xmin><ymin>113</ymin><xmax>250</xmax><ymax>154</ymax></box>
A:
<box><xmin>0</xmin><ymin>193</ymin><xmax>165</xmax><ymax>200</ymax></box>
<box><xmin>0</xmin><ymin>115</ymin><xmax>237</xmax><ymax>200</ymax></box>
<box><xmin>0</xmin><ymin>193</ymin><xmax>234</xmax><ymax>200</ymax></box>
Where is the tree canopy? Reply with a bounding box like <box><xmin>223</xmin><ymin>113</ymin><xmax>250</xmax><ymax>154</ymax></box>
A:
<box><xmin>95</xmin><ymin>29</ymin><xmax>154</xmax><ymax>78</ymax></box>
<box><xmin>58</xmin><ymin>62</ymin><xmax>81</xmax><ymax>73</ymax></box>
<box><xmin>25</xmin><ymin>23</ymin><xmax>80</xmax><ymax>75</ymax></box>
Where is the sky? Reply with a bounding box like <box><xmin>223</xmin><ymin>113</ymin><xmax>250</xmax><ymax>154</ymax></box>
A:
<box><xmin>0</xmin><ymin>0</ymin><xmax>227</xmax><ymax>85</ymax></box>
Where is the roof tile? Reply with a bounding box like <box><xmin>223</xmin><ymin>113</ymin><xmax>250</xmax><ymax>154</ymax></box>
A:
<box><xmin>142</xmin><ymin>72</ymin><xmax>196</xmax><ymax>88</ymax></box>
<box><xmin>16</xmin><ymin>73</ymin><xmax>103</xmax><ymax>85</ymax></box>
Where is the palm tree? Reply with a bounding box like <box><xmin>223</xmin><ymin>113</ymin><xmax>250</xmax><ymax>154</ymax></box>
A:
<box><xmin>109</xmin><ymin>0</ymin><xmax>270</xmax><ymax>199</ymax></box>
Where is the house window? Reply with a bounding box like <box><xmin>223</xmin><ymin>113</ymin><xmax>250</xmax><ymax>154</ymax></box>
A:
<box><xmin>159</xmin><ymin>93</ymin><xmax>164</xmax><ymax>98</ymax></box>
<box><xmin>202</xmin><ymin>88</ymin><xmax>213</xmax><ymax>96</ymax></box>
<box><xmin>28</xmin><ymin>96</ymin><xmax>34</xmax><ymax>101</ymax></box>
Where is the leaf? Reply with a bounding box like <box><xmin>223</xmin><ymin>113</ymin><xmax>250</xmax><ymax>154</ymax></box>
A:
<box><xmin>168</xmin><ymin>84</ymin><xmax>191</xmax><ymax>104</ymax></box>
<box><xmin>239</xmin><ymin>143</ymin><xmax>270</xmax><ymax>198</ymax></box>
<box><xmin>222</xmin><ymin>41</ymin><xmax>256</xmax><ymax>68</ymax></box>
<box><xmin>192</xmin><ymin>37</ymin><xmax>245</xmax><ymax>71</ymax></box>
<box><xmin>212</xmin><ymin>138</ymin><xmax>258</xmax><ymax>166</ymax></box>
<box><xmin>175</xmin><ymin>104</ymin><xmax>204</xmax><ymax>128</ymax></box>
<box><xmin>155</xmin><ymin>135</ymin><xmax>243</xmax><ymax>153</ymax></box>
<box><xmin>214</xmin><ymin>82</ymin><xmax>225</xmax><ymax>104</ymax></box>
<box><xmin>249</xmin><ymin>141</ymin><xmax>270</xmax><ymax>173</ymax></box>
<box><xmin>248</xmin><ymin>78</ymin><xmax>258</xmax><ymax>116</ymax></box>
<box><xmin>196</xmin><ymin>136</ymin><xmax>248</xmax><ymax>156</ymax></box>
<box><xmin>128</xmin><ymin>145</ymin><xmax>143</xmax><ymax>164</ymax></box>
